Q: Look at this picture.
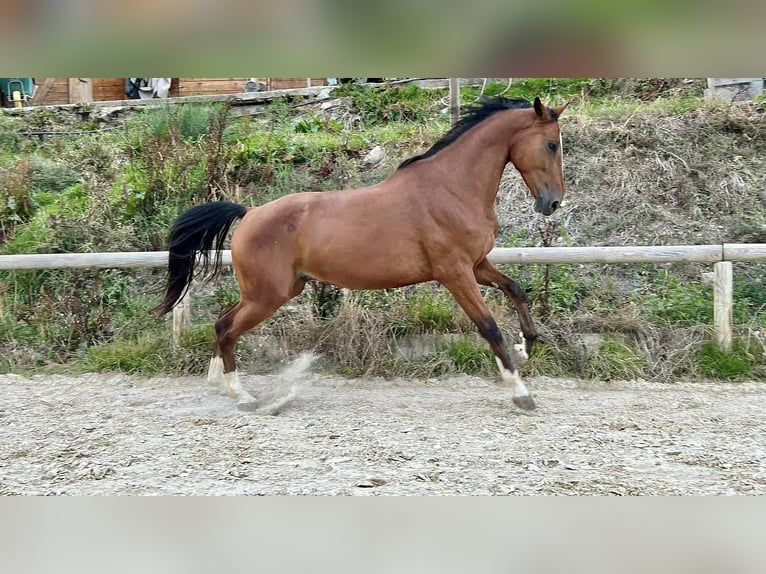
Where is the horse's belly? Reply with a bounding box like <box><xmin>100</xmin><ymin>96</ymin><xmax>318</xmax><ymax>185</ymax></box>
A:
<box><xmin>302</xmin><ymin>247</ymin><xmax>432</xmax><ymax>290</ymax></box>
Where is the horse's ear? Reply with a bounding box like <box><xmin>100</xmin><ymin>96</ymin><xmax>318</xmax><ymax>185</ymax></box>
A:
<box><xmin>554</xmin><ymin>100</ymin><xmax>571</xmax><ymax>117</ymax></box>
<box><xmin>534</xmin><ymin>97</ymin><xmax>545</xmax><ymax>118</ymax></box>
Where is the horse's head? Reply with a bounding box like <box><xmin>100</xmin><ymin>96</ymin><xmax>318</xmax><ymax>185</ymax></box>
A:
<box><xmin>510</xmin><ymin>97</ymin><xmax>568</xmax><ymax>216</ymax></box>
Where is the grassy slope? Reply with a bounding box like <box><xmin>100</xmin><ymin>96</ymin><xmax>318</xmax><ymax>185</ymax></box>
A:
<box><xmin>1</xmin><ymin>79</ymin><xmax>764</xmax><ymax>379</ymax></box>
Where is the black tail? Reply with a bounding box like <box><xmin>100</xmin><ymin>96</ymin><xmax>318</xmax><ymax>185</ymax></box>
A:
<box><xmin>151</xmin><ymin>201</ymin><xmax>248</xmax><ymax>315</ymax></box>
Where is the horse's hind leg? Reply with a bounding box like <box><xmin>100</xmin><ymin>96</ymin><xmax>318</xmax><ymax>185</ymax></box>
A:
<box><xmin>210</xmin><ymin>299</ymin><xmax>281</xmax><ymax>409</ymax></box>
<box><xmin>474</xmin><ymin>258</ymin><xmax>537</xmax><ymax>360</ymax></box>
<box><xmin>209</xmin><ymin>278</ymin><xmax>306</xmax><ymax>409</ymax></box>
<box><xmin>439</xmin><ymin>269</ymin><xmax>535</xmax><ymax>411</ymax></box>
<box><xmin>206</xmin><ymin>302</ymin><xmax>237</xmax><ymax>391</ymax></box>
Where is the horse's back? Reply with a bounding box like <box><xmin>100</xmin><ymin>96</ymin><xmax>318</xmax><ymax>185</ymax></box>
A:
<box><xmin>232</xmin><ymin>185</ymin><xmax>434</xmax><ymax>289</ymax></box>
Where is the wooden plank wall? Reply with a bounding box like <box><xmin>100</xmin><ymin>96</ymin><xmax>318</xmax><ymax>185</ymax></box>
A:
<box><xmin>177</xmin><ymin>78</ymin><xmax>249</xmax><ymax>97</ymax></box>
<box><xmin>30</xmin><ymin>78</ymin><xmax>128</xmax><ymax>105</ymax></box>
<box><xmin>177</xmin><ymin>78</ymin><xmax>326</xmax><ymax>96</ymax></box>
<box><xmin>34</xmin><ymin>78</ymin><xmax>69</xmax><ymax>105</ymax></box>
<box><xmin>30</xmin><ymin>78</ymin><xmax>327</xmax><ymax>105</ymax></box>
<box><xmin>92</xmin><ymin>78</ymin><xmax>123</xmax><ymax>101</ymax></box>
<box><xmin>264</xmin><ymin>78</ymin><xmax>327</xmax><ymax>90</ymax></box>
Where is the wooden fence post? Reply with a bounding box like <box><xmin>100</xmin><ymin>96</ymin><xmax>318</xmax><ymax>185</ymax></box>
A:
<box><xmin>713</xmin><ymin>261</ymin><xmax>733</xmax><ymax>352</ymax></box>
<box><xmin>172</xmin><ymin>293</ymin><xmax>191</xmax><ymax>346</ymax></box>
<box><xmin>449</xmin><ymin>78</ymin><xmax>460</xmax><ymax>126</ymax></box>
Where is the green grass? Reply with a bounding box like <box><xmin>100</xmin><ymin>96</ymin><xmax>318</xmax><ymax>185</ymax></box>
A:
<box><xmin>78</xmin><ymin>335</ymin><xmax>168</xmax><ymax>374</ymax></box>
<box><xmin>524</xmin><ymin>340</ymin><xmax>576</xmax><ymax>378</ymax></box>
<box><xmin>332</xmin><ymin>83</ymin><xmax>443</xmax><ymax>126</ymax></box>
<box><xmin>641</xmin><ymin>277</ymin><xmax>713</xmax><ymax>327</ymax></box>
<box><xmin>583</xmin><ymin>336</ymin><xmax>646</xmax><ymax>381</ymax></box>
<box><xmin>632</xmin><ymin>269</ymin><xmax>766</xmax><ymax>328</ymax></box>
<box><xmin>126</xmin><ymin>103</ymin><xmax>223</xmax><ymax>143</ymax></box>
<box><xmin>696</xmin><ymin>339</ymin><xmax>763</xmax><ymax>380</ymax></box>
<box><xmin>397</xmin><ymin>289</ymin><xmax>458</xmax><ymax>335</ymax></box>
<box><xmin>462</xmin><ymin>78</ymin><xmax>591</xmax><ymax>104</ymax></box>
<box><xmin>0</xmin><ymin>113</ymin><xmax>21</xmax><ymax>155</ymax></box>
<box><xmin>443</xmin><ymin>337</ymin><xmax>494</xmax><ymax>374</ymax></box>
<box><xmin>76</xmin><ymin>324</ymin><xmax>216</xmax><ymax>376</ymax></box>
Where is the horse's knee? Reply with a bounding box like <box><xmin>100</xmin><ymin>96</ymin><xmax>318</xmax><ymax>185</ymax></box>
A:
<box><xmin>506</xmin><ymin>280</ymin><xmax>530</xmax><ymax>304</ymax></box>
<box><xmin>215</xmin><ymin>318</ymin><xmax>227</xmax><ymax>340</ymax></box>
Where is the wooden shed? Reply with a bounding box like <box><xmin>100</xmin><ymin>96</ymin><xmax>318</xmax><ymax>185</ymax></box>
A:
<box><xmin>26</xmin><ymin>78</ymin><xmax>327</xmax><ymax>106</ymax></box>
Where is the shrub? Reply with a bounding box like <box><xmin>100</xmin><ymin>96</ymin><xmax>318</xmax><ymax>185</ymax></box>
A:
<box><xmin>582</xmin><ymin>335</ymin><xmax>646</xmax><ymax>381</ymax></box>
<box><xmin>462</xmin><ymin>78</ymin><xmax>590</xmax><ymax>103</ymax></box>
<box><xmin>696</xmin><ymin>339</ymin><xmax>763</xmax><ymax>380</ymax></box>
<box><xmin>638</xmin><ymin>272</ymin><xmax>712</xmax><ymax>326</ymax></box>
<box><xmin>444</xmin><ymin>337</ymin><xmax>494</xmax><ymax>374</ymax></box>
<box><xmin>0</xmin><ymin>113</ymin><xmax>20</xmax><ymax>155</ymax></box>
<box><xmin>128</xmin><ymin>103</ymin><xmax>220</xmax><ymax>143</ymax></box>
<box><xmin>77</xmin><ymin>324</ymin><xmax>216</xmax><ymax>375</ymax></box>
<box><xmin>399</xmin><ymin>289</ymin><xmax>457</xmax><ymax>334</ymax></box>
<box><xmin>333</xmin><ymin>83</ymin><xmax>442</xmax><ymax>126</ymax></box>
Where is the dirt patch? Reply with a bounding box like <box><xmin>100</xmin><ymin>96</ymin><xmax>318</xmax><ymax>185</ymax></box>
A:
<box><xmin>1</xmin><ymin>357</ymin><xmax>765</xmax><ymax>495</ymax></box>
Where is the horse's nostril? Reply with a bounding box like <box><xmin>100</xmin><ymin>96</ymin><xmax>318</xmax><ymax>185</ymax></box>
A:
<box><xmin>550</xmin><ymin>200</ymin><xmax>560</xmax><ymax>212</ymax></box>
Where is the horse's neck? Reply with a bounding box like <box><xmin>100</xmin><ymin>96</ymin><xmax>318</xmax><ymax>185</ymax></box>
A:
<box><xmin>428</xmin><ymin>111</ymin><xmax>526</xmax><ymax>210</ymax></box>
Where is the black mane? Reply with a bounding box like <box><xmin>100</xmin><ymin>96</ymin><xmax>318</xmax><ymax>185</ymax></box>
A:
<box><xmin>398</xmin><ymin>96</ymin><xmax>533</xmax><ymax>169</ymax></box>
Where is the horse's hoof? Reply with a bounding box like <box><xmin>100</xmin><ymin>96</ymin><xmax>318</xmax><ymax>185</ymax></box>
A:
<box><xmin>211</xmin><ymin>383</ymin><xmax>228</xmax><ymax>395</ymax></box>
<box><xmin>236</xmin><ymin>400</ymin><xmax>258</xmax><ymax>412</ymax></box>
<box><xmin>513</xmin><ymin>395</ymin><xmax>536</xmax><ymax>411</ymax></box>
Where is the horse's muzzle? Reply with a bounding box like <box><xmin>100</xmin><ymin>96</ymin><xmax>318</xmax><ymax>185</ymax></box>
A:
<box><xmin>534</xmin><ymin>190</ymin><xmax>561</xmax><ymax>216</ymax></box>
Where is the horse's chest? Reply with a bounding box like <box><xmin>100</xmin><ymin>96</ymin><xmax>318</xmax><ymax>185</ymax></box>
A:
<box><xmin>471</xmin><ymin>213</ymin><xmax>499</xmax><ymax>240</ymax></box>
<box><xmin>456</xmin><ymin>215</ymin><xmax>498</xmax><ymax>254</ymax></box>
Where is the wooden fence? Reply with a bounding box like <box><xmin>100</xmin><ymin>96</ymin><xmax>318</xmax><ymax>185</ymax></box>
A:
<box><xmin>2</xmin><ymin>243</ymin><xmax>766</xmax><ymax>351</ymax></box>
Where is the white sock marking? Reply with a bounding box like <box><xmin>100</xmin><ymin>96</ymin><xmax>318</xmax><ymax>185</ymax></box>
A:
<box><xmin>207</xmin><ymin>357</ymin><xmax>225</xmax><ymax>390</ymax></box>
<box><xmin>512</xmin><ymin>331</ymin><xmax>528</xmax><ymax>362</ymax></box>
<box><xmin>224</xmin><ymin>370</ymin><xmax>256</xmax><ymax>404</ymax></box>
<box><xmin>495</xmin><ymin>357</ymin><xmax>530</xmax><ymax>398</ymax></box>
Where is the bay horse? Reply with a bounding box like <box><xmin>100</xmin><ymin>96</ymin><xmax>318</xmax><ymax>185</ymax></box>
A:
<box><xmin>152</xmin><ymin>96</ymin><xmax>568</xmax><ymax>411</ymax></box>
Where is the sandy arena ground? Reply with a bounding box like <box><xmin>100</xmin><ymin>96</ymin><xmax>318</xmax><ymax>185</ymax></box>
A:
<box><xmin>2</xmin><ymin>356</ymin><xmax>765</xmax><ymax>495</ymax></box>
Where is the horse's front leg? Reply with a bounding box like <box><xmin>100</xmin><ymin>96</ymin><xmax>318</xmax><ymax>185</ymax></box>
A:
<box><xmin>474</xmin><ymin>258</ymin><xmax>537</xmax><ymax>361</ymax></box>
<box><xmin>439</xmin><ymin>268</ymin><xmax>536</xmax><ymax>411</ymax></box>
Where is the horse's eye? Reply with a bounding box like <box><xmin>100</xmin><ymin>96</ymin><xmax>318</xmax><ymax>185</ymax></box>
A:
<box><xmin>547</xmin><ymin>142</ymin><xmax>558</xmax><ymax>152</ymax></box>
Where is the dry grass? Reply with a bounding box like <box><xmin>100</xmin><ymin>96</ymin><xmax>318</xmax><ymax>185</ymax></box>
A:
<box><xmin>497</xmin><ymin>99</ymin><xmax>766</xmax><ymax>249</ymax></box>
<box><xmin>234</xmin><ymin>286</ymin><xmax>724</xmax><ymax>383</ymax></box>
<box><xmin>315</xmin><ymin>294</ymin><xmax>396</xmax><ymax>374</ymax></box>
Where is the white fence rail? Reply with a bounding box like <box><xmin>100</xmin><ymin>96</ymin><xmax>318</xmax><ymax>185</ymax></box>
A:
<box><xmin>3</xmin><ymin>244</ymin><xmax>766</xmax><ymax>271</ymax></box>
<box><xmin>2</xmin><ymin>243</ymin><xmax>766</xmax><ymax>351</ymax></box>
